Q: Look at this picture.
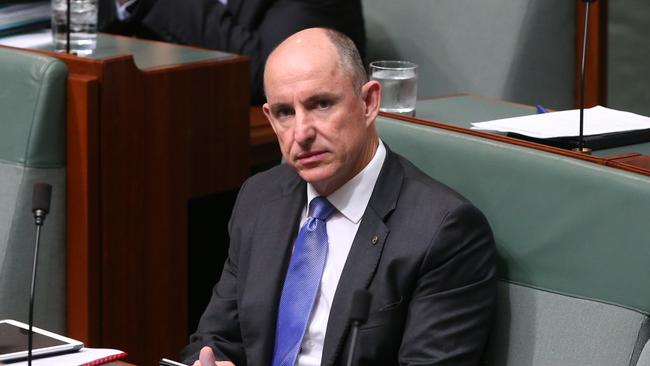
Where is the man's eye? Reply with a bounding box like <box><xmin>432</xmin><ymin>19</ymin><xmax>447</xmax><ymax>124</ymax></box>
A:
<box><xmin>316</xmin><ymin>100</ymin><xmax>331</xmax><ymax>109</ymax></box>
<box><xmin>275</xmin><ymin>108</ymin><xmax>293</xmax><ymax>118</ymax></box>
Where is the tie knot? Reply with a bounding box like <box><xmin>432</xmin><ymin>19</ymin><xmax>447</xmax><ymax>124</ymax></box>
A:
<box><xmin>309</xmin><ymin>197</ymin><xmax>335</xmax><ymax>221</ymax></box>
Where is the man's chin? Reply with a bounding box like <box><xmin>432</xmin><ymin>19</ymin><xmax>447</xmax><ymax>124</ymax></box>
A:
<box><xmin>296</xmin><ymin>165</ymin><xmax>336</xmax><ymax>186</ymax></box>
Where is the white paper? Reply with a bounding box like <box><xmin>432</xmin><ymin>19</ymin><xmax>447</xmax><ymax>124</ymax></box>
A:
<box><xmin>12</xmin><ymin>348</ymin><xmax>125</xmax><ymax>366</ymax></box>
<box><xmin>0</xmin><ymin>29</ymin><xmax>52</xmax><ymax>48</ymax></box>
<box><xmin>471</xmin><ymin>106</ymin><xmax>650</xmax><ymax>138</ymax></box>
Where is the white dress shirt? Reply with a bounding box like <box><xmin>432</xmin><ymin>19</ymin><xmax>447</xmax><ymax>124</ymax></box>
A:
<box><xmin>295</xmin><ymin>140</ymin><xmax>386</xmax><ymax>366</ymax></box>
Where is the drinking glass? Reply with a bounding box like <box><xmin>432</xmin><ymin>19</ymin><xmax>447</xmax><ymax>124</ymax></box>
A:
<box><xmin>369</xmin><ymin>60</ymin><xmax>418</xmax><ymax>116</ymax></box>
<box><xmin>51</xmin><ymin>0</ymin><xmax>98</xmax><ymax>56</ymax></box>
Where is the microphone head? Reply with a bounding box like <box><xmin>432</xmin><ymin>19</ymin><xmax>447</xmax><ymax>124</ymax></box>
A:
<box><xmin>349</xmin><ymin>290</ymin><xmax>372</xmax><ymax>324</ymax></box>
<box><xmin>32</xmin><ymin>183</ymin><xmax>52</xmax><ymax>213</ymax></box>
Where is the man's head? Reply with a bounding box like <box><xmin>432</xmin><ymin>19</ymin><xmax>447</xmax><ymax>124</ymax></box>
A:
<box><xmin>263</xmin><ymin>28</ymin><xmax>382</xmax><ymax>196</ymax></box>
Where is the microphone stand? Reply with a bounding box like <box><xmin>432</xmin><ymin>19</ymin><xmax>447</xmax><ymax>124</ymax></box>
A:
<box><xmin>27</xmin><ymin>218</ymin><xmax>44</xmax><ymax>366</ymax></box>
<box><xmin>28</xmin><ymin>183</ymin><xmax>52</xmax><ymax>366</ymax></box>
<box><xmin>66</xmin><ymin>0</ymin><xmax>71</xmax><ymax>53</ymax></box>
<box><xmin>574</xmin><ymin>0</ymin><xmax>597</xmax><ymax>155</ymax></box>
<box><xmin>345</xmin><ymin>290</ymin><xmax>371</xmax><ymax>366</ymax></box>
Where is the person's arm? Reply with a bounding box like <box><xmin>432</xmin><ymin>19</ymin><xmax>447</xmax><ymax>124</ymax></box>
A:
<box><xmin>180</xmin><ymin>181</ymin><xmax>252</xmax><ymax>365</ymax></box>
<box><xmin>399</xmin><ymin>203</ymin><xmax>497</xmax><ymax>365</ymax></box>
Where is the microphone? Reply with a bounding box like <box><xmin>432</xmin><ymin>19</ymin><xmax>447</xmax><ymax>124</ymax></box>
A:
<box><xmin>28</xmin><ymin>183</ymin><xmax>52</xmax><ymax>366</ymax></box>
<box><xmin>345</xmin><ymin>290</ymin><xmax>372</xmax><ymax>366</ymax></box>
<box><xmin>32</xmin><ymin>183</ymin><xmax>52</xmax><ymax>226</ymax></box>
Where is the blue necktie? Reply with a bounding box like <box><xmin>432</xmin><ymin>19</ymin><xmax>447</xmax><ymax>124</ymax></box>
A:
<box><xmin>272</xmin><ymin>196</ymin><xmax>336</xmax><ymax>366</ymax></box>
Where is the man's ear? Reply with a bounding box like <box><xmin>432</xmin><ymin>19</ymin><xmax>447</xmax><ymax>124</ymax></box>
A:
<box><xmin>262</xmin><ymin>103</ymin><xmax>279</xmax><ymax>135</ymax></box>
<box><xmin>361</xmin><ymin>80</ymin><xmax>381</xmax><ymax>126</ymax></box>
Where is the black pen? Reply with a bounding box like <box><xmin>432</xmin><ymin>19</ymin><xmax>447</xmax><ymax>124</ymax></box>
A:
<box><xmin>160</xmin><ymin>358</ymin><xmax>188</xmax><ymax>366</ymax></box>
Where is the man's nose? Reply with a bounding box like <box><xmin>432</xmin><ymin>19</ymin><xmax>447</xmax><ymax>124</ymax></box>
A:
<box><xmin>294</xmin><ymin>109</ymin><xmax>316</xmax><ymax>144</ymax></box>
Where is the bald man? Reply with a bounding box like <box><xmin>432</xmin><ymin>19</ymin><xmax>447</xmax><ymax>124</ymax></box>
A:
<box><xmin>181</xmin><ymin>28</ymin><xmax>496</xmax><ymax>366</ymax></box>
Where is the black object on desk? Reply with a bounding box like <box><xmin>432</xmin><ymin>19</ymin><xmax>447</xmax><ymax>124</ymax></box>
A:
<box><xmin>508</xmin><ymin>128</ymin><xmax>650</xmax><ymax>151</ymax></box>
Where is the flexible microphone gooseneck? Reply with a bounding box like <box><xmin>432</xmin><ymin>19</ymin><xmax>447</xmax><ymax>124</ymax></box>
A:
<box><xmin>345</xmin><ymin>290</ymin><xmax>372</xmax><ymax>366</ymax></box>
<box><xmin>28</xmin><ymin>183</ymin><xmax>52</xmax><ymax>366</ymax></box>
<box><xmin>65</xmin><ymin>0</ymin><xmax>71</xmax><ymax>53</ymax></box>
<box><xmin>576</xmin><ymin>0</ymin><xmax>597</xmax><ymax>154</ymax></box>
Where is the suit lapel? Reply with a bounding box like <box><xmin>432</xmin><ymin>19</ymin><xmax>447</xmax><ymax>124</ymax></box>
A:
<box><xmin>321</xmin><ymin>149</ymin><xmax>404</xmax><ymax>366</ymax></box>
<box><xmin>239</xmin><ymin>170</ymin><xmax>306</xmax><ymax>366</ymax></box>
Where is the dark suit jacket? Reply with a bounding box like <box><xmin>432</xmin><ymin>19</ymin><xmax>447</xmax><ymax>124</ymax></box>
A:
<box><xmin>181</xmin><ymin>149</ymin><xmax>496</xmax><ymax>365</ymax></box>
<box><xmin>101</xmin><ymin>0</ymin><xmax>366</xmax><ymax>104</ymax></box>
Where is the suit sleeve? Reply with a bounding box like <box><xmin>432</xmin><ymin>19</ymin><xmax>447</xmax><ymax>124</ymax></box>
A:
<box><xmin>180</xmin><ymin>180</ymin><xmax>251</xmax><ymax>365</ymax></box>
<box><xmin>399</xmin><ymin>202</ymin><xmax>497</xmax><ymax>366</ymax></box>
<box><xmin>110</xmin><ymin>0</ymin><xmax>365</xmax><ymax>104</ymax></box>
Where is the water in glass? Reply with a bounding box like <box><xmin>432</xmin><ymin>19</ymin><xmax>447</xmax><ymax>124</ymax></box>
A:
<box><xmin>371</xmin><ymin>70</ymin><xmax>417</xmax><ymax>115</ymax></box>
<box><xmin>51</xmin><ymin>0</ymin><xmax>97</xmax><ymax>55</ymax></box>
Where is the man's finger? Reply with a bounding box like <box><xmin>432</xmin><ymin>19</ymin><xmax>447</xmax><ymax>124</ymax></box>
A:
<box><xmin>198</xmin><ymin>346</ymin><xmax>217</xmax><ymax>366</ymax></box>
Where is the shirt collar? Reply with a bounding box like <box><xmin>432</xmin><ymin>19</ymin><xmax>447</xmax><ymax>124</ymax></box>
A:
<box><xmin>307</xmin><ymin>140</ymin><xmax>386</xmax><ymax>223</ymax></box>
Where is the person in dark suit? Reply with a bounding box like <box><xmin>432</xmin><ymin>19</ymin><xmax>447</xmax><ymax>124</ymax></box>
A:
<box><xmin>102</xmin><ymin>0</ymin><xmax>366</xmax><ymax>105</ymax></box>
<box><xmin>182</xmin><ymin>28</ymin><xmax>496</xmax><ymax>366</ymax></box>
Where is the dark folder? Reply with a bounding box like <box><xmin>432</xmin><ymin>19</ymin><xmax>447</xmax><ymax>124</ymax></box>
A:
<box><xmin>508</xmin><ymin>128</ymin><xmax>650</xmax><ymax>151</ymax></box>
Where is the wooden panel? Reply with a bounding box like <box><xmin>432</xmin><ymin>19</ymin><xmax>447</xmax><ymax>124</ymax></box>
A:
<box><xmin>576</xmin><ymin>0</ymin><xmax>608</xmax><ymax>107</ymax></box>
<box><xmin>96</xmin><ymin>56</ymin><xmax>250</xmax><ymax>365</ymax></box>
<box><xmin>604</xmin><ymin>153</ymin><xmax>650</xmax><ymax>173</ymax></box>
<box><xmin>66</xmin><ymin>74</ymin><xmax>101</xmax><ymax>345</ymax></box>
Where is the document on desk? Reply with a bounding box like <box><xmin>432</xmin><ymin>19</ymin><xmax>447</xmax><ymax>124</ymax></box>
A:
<box><xmin>0</xmin><ymin>28</ymin><xmax>51</xmax><ymax>48</ymax></box>
<box><xmin>471</xmin><ymin>106</ymin><xmax>650</xmax><ymax>138</ymax></box>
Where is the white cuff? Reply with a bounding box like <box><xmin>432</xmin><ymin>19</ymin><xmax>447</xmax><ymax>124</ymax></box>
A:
<box><xmin>115</xmin><ymin>0</ymin><xmax>139</xmax><ymax>21</ymax></box>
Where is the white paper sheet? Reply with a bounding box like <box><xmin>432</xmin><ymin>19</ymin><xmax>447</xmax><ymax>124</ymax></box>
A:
<box><xmin>471</xmin><ymin>106</ymin><xmax>650</xmax><ymax>138</ymax></box>
<box><xmin>0</xmin><ymin>28</ymin><xmax>51</xmax><ymax>48</ymax></box>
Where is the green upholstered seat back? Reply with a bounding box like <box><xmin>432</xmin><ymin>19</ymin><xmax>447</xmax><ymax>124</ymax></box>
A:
<box><xmin>0</xmin><ymin>47</ymin><xmax>67</xmax><ymax>333</ymax></box>
<box><xmin>376</xmin><ymin>116</ymin><xmax>650</xmax><ymax>366</ymax></box>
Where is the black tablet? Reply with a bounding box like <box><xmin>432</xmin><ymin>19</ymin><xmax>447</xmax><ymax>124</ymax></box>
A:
<box><xmin>0</xmin><ymin>319</ymin><xmax>83</xmax><ymax>362</ymax></box>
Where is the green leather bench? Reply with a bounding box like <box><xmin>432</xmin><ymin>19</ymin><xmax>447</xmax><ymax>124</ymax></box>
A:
<box><xmin>377</xmin><ymin>115</ymin><xmax>650</xmax><ymax>366</ymax></box>
<box><xmin>0</xmin><ymin>46</ymin><xmax>67</xmax><ymax>333</ymax></box>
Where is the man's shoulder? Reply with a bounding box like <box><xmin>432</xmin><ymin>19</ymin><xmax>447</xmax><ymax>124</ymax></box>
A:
<box><xmin>387</xmin><ymin>153</ymin><xmax>493</xmax><ymax>243</ymax></box>
<box><xmin>394</xmin><ymin>153</ymin><xmax>469</xmax><ymax>205</ymax></box>
<box><xmin>386</xmin><ymin>152</ymin><xmax>488</xmax><ymax>226</ymax></box>
<box><xmin>239</xmin><ymin>163</ymin><xmax>300</xmax><ymax>200</ymax></box>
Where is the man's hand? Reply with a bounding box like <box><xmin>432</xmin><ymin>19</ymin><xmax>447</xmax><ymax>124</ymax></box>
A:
<box><xmin>191</xmin><ymin>346</ymin><xmax>235</xmax><ymax>366</ymax></box>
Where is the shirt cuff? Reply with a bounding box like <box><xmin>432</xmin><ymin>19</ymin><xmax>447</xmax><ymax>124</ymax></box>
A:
<box><xmin>115</xmin><ymin>0</ymin><xmax>139</xmax><ymax>21</ymax></box>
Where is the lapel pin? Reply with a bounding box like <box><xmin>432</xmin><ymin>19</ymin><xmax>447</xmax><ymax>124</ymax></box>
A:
<box><xmin>371</xmin><ymin>235</ymin><xmax>378</xmax><ymax>245</ymax></box>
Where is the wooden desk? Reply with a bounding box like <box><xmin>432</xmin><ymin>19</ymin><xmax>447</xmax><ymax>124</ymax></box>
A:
<box><xmin>4</xmin><ymin>34</ymin><xmax>250</xmax><ymax>365</ymax></box>
<box><xmin>390</xmin><ymin>95</ymin><xmax>650</xmax><ymax>177</ymax></box>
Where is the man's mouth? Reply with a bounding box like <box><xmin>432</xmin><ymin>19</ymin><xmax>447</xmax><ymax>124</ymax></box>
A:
<box><xmin>296</xmin><ymin>150</ymin><xmax>328</xmax><ymax>165</ymax></box>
